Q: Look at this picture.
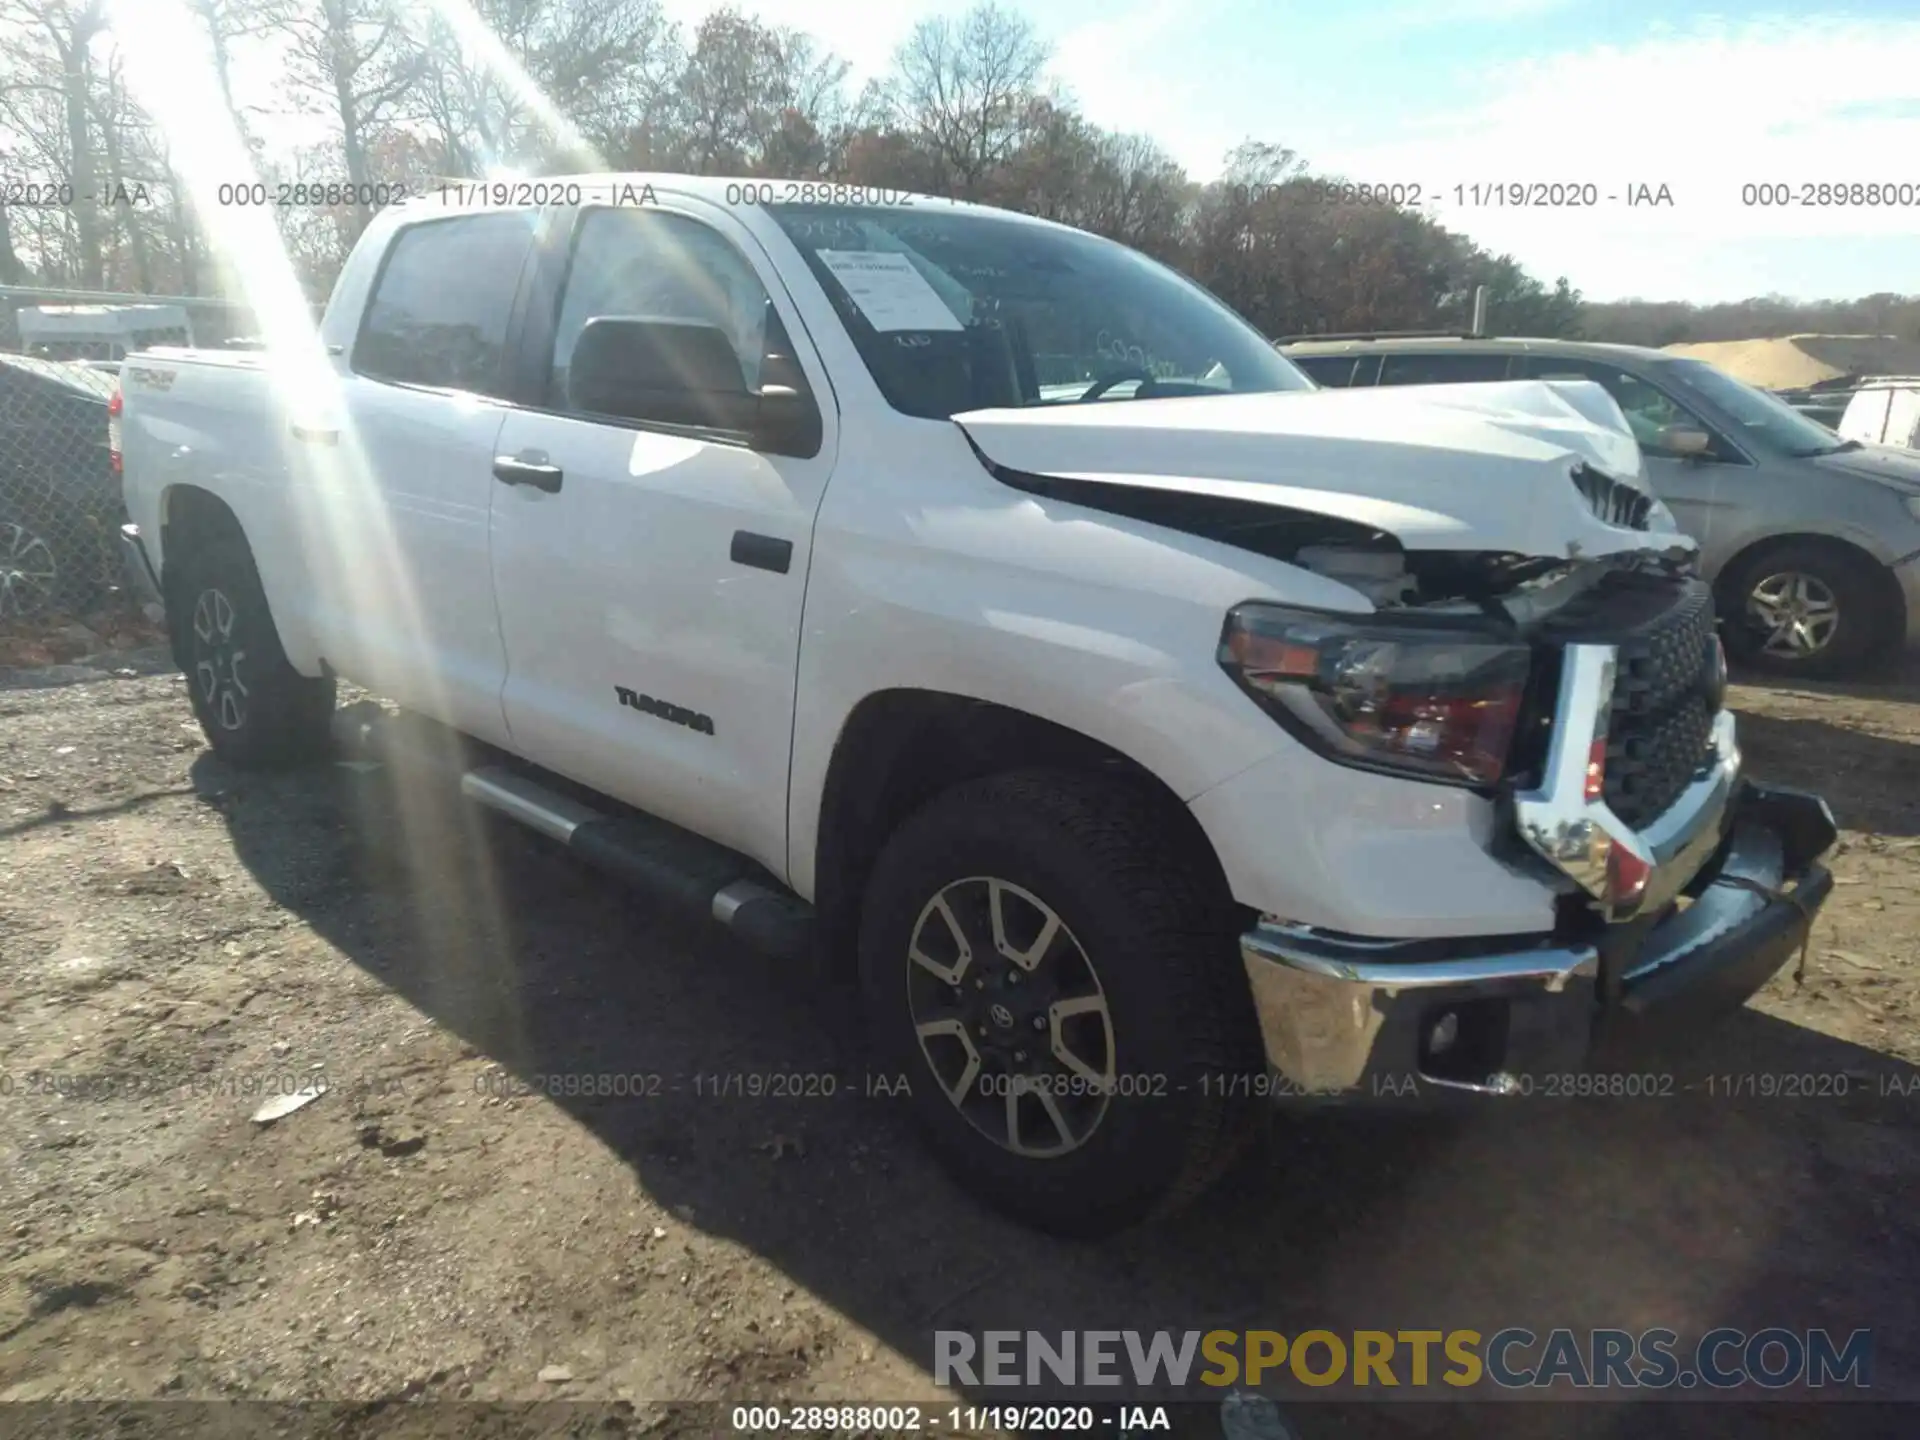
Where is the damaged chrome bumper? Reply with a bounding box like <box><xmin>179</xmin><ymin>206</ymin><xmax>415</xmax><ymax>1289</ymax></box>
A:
<box><xmin>1239</xmin><ymin>781</ymin><xmax>1834</xmax><ymax>1097</ymax></box>
<box><xmin>1236</xmin><ymin>640</ymin><xmax>1837</xmax><ymax>1098</ymax></box>
<box><xmin>1514</xmin><ymin>642</ymin><xmax>1741</xmax><ymax>922</ymax></box>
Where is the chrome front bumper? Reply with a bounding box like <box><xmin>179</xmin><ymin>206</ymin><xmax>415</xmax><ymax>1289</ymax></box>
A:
<box><xmin>1239</xmin><ymin>781</ymin><xmax>1835</xmax><ymax>1097</ymax></box>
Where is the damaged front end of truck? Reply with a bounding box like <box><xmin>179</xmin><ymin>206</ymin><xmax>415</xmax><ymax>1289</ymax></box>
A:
<box><xmin>954</xmin><ymin>379</ymin><xmax>1838</xmax><ymax>1098</ymax></box>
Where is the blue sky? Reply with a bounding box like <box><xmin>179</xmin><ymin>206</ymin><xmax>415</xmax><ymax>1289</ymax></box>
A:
<box><xmin>677</xmin><ymin>0</ymin><xmax>1920</xmax><ymax>303</ymax></box>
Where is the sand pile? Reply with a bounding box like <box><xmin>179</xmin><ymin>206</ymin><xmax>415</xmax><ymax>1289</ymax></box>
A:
<box><xmin>1661</xmin><ymin>334</ymin><xmax>1920</xmax><ymax>390</ymax></box>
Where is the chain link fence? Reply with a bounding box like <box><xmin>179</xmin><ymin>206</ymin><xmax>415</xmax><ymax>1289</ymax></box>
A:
<box><xmin>0</xmin><ymin>286</ymin><xmax>256</xmax><ymax>650</ymax></box>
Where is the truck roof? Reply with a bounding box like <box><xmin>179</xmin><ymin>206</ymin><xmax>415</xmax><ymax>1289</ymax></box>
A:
<box><xmin>390</xmin><ymin>172</ymin><xmax>1054</xmax><ymax>228</ymax></box>
<box><xmin>1279</xmin><ymin>335</ymin><xmax>1672</xmax><ymax>363</ymax></box>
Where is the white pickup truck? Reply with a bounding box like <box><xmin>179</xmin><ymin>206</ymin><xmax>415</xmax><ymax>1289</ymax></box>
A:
<box><xmin>115</xmin><ymin>176</ymin><xmax>1836</xmax><ymax>1234</ymax></box>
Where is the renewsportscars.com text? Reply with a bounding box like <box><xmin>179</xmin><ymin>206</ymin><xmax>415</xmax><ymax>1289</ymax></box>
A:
<box><xmin>934</xmin><ymin>1327</ymin><xmax>1872</xmax><ymax>1393</ymax></box>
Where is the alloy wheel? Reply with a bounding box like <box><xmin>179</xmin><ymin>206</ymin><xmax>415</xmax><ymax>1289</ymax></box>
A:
<box><xmin>905</xmin><ymin>875</ymin><xmax>1115</xmax><ymax>1158</ymax></box>
<box><xmin>1747</xmin><ymin>570</ymin><xmax>1840</xmax><ymax>659</ymax></box>
<box><xmin>191</xmin><ymin>586</ymin><xmax>250</xmax><ymax>731</ymax></box>
<box><xmin>0</xmin><ymin>520</ymin><xmax>57</xmax><ymax>618</ymax></box>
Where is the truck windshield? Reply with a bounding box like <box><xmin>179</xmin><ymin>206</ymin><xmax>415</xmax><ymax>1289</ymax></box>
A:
<box><xmin>1657</xmin><ymin>357</ymin><xmax>1856</xmax><ymax>458</ymax></box>
<box><xmin>764</xmin><ymin>203</ymin><xmax>1311</xmax><ymax>420</ymax></box>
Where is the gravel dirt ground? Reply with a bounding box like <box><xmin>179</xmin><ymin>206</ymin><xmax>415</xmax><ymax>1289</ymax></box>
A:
<box><xmin>2</xmin><ymin>619</ymin><xmax>1918</xmax><ymax>1439</ymax></box>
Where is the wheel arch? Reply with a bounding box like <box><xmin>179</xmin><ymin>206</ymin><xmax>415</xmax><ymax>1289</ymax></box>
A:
<box><xmin>156</xmin><ymin>483</ymin><xmax>326</xmax><ymax>676</ymax></box>
<box><xmin>157</xmin><ymin>483</ymin><xmax>246</xmax><ymax>568</ymax></box>
<box><xmin>808</xmin><ymin>689</ymin><xmax>1242</xmax><ymax>982</ymax></box>
<box><xmin>155</xmin><ymin>485</ymin><xmax>250</xmax><ymax>670</ymax></box>
<box><xmin>1714</xmin><ymin>531</ymin><xmax>1907</xmax><ymax>651</ymax></box>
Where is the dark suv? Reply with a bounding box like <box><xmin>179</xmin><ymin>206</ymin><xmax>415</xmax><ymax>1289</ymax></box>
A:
<box><xmin>0</xmin><ymin>353</ymin><xmax>123</xmax><ymax>619</ymax></box>
<box><xmin>1281</xmin><ymin>335</ymin><xmax>1920</xmax><ymax>679</ymax></box>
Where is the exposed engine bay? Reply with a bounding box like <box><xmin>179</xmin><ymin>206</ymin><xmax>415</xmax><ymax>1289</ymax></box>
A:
<box><xmin>992</xmin><ymin>464</ymin><xmax>1696</xmax><ymax>623</ymax></box>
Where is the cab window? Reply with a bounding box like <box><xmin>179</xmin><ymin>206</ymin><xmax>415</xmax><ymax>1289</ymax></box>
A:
<box><xmin>1291</xmin><ymin>354</ymin><xmax>1360</xmax><ymax>387</ymax></box>
<box><xmin>1377</xmin><ymin>352</ymin><xmax>1513</xmax><ymax>385</ymax></box>
<box><xmin>550</xmin><ymin>208</ymin><xmax>772</xmax><ymax>412</ymax></box>
<box><xmin>353</xmin><ymin>211</ymin><xmax>538</xmax><ymax>397</ymax></box>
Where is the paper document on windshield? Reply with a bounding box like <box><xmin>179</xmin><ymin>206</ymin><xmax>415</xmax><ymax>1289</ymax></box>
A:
<box><xmin>818</xmin><ymin>250</ymin><xmax>964</xmax><ymax>332</ymax></box>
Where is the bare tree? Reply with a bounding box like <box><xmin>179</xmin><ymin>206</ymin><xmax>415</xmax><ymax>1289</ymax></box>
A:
<box><xmin>0</xmin><ymin>0</ymin><xmax>108</xmax><ymax>284</ymax></box>
<box><xmin>890</xmin><ymin>1</ymin><xmax>1048</xmax><ymax>198</ymax></box>
<box><xmin>1083</xmin><ymin>131</ymin><xmax>1188</xmax><ymax>253</ymax></box>
<box><xmin>669</xmin><ymin>7</ymin><xmax>778</xmax><ymax>172</ymax></box>
<box><xmin>262</xmin><ymin>0</ymin><xmax>422</xmax><ymax>237</ymax></box>
<box><xmin>0</xmin><ymin>0</ymin><xmax>1893</xmax><ymax>344</ymax></box>
<box><xmin>666</xmin><ymin>7</ymin><xmax>850</xmax><ymax>175</ymax></box>
<box><xmin>408</xmin><ymin>0</ymin><xmax>679</xmax><ymax>176</ymax></box>
<box><xmin>90</xmin><ymin>51</ymin><xmax>155</xmax><ymax>289</ymax></box>
<box><xmin>0</xmin><ymin>203</ymin><xmax>25</xmax><ymax>283</ymax></box>
<box><xmin>186</xmin><ymin>0</ymin><xmax>272</xmax><ymax>154</ymax></box>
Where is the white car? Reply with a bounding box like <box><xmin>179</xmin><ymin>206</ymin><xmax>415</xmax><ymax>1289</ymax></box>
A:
<box><xmin>1839</xmin><ymin>376</ymin><xmax>1920</xmax><ymax>450</ymax></box>
<box><xmin>115</xmin><ymin>176</ymin><xmax>1835</xmax><ymax>1234</ymax></box>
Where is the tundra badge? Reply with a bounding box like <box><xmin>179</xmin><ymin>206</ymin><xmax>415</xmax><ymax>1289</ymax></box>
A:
<box><xmin>615</xmin><ymin>685</ymin><xmax>715</xmax><ymax>736</ymax></box>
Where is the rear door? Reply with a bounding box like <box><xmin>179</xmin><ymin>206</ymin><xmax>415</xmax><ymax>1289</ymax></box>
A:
<box><xmin>487</xmin><ymin>200</ymin><xmax>837</xmax><ymax>878</ymax></box>
<box><xmin>318</xmin><ymin>208</ymin><xmax>538</xmax><ymax>747</ymax></box>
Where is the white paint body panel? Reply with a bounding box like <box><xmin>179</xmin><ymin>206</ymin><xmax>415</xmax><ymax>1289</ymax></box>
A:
<box><xmin>119</xmin><ymin>174</ymin><xmax>1682</xmax><ymax>941</ymax></box>
<box><xmin>954</xmin><ymin>378</ymin><xmax>1681</xmax><ymax>561</ymax></box>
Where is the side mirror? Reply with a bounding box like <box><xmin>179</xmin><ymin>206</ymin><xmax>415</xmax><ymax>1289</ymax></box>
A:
<box><xmin>1654</xmin><ymin>424</ymin><xmax>1712</xmax><ymax>458</ymax></box>
<box><xmin>751</xmin><ymin>345</ymin><xmax>822</xmax><ymax>458</ymax></box>
<box><xmin>753</xmin><ymin>383</ymin><xmax>822</xmax><ymax>459</ymax></box>
<box><xmin>568</xmin><ymin>316</ymin><xmax>753</xmax><ymax>430</ymax></box>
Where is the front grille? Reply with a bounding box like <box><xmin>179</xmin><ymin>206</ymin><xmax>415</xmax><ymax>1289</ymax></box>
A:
<box><xmin>1570</xmin><ymin>464</ymin><xmax>1654</xmax><ymax>531</ymax></box>
<box><xmin>1541</xmin><ymin>570</ymin><xmax>1721</xmax><ymax>830</ymax></box>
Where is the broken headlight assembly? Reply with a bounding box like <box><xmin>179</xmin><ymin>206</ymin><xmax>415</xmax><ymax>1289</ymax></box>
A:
<box><xmin>1218</xmin><ymin>603</ymin><xmax>1533</xmax><ymax>786</ymax></box>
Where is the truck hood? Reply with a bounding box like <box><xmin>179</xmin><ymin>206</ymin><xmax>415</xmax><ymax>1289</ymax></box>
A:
<box><xmin>953</xmin><ymin>380</ymin><xmax>1690</xmax><ymax>561</ymax></box>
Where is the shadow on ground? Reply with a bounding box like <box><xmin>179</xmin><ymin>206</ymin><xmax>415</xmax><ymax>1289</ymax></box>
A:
<box><xmin>200</xmin><ymin>750</ymin><xmax>1920</xmax><ymax>1440</ymax></box>
<box><xmin>1733</xmin><ymin>710</ymin><xmax>1920</xmax><ymax>838</ymax></box>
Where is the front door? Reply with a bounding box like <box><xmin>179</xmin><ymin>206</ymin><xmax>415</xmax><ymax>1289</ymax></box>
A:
<box><xmin>488</xmin><ymin>201</ymin><xmax>837</xmax><ymax>878</ymax></box>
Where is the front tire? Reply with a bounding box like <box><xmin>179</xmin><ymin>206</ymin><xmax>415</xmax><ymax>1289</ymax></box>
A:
<box><xmin>857</xmin><ymin>769</ymin><xmax>1265</xmax><ymax>1236</ymax></box>
<box><xmin>168</xmin><ymin>533</ymin><xmax>335</xmax><ymax>768</ymax></box>
<box><xmin>1720</xmin><ymin>540</ymin><xmax>1891</xmax><ymax>679</ymax></box>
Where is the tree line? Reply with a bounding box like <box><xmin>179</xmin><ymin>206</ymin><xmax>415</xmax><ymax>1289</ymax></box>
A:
<box><xmin>0</xmin><ymin>0</ymin><xmax>1908</xmax><ymax>346</ymax></box>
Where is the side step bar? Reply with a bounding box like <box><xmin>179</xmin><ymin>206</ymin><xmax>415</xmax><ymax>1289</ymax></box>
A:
<box><xmin>331</xmin><ymin>706</ymin><xmax>815</xmax><ymax>962</ymax></box>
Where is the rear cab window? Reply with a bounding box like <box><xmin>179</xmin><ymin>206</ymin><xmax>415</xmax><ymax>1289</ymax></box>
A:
<box><xmin>352</xmin><ymin>210</ymin><xmax>540</xmax><ymax>397</ymax></box>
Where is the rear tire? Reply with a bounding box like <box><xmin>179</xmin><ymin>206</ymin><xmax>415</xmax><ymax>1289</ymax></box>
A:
<box><xmin>168</xmin><ymin>533</ymin><xmax>335</xmax><ymax>768</ymax></box>
<box><xmin>857</xmin><ymin>769</ymin><xmax>1265</xmax><ymax>1236</ymax></box>
<box><xmin>1720</xmin><ymin>540</ymin><xmax>1892</xmax><ymax>680</ymax></box>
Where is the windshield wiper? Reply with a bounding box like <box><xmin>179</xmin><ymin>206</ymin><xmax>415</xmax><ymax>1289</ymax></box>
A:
<box><xmin>1788</xmin><ymin>438</ymin><xmax>1862</xmax><ymax>458</ymax></box>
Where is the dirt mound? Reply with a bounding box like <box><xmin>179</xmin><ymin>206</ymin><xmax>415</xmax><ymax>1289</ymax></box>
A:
<box><xmin>1661</xmin><ymin>334</ymin><xmax>1920</xmax><ymax>390</ymax></box>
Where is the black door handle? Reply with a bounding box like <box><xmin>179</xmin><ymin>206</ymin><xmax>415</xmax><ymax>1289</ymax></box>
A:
<box><xmin>731</xmin><ymin>531</ymin><xmax>793</xmax><ymax>573</ymax></box>
<box><xmin>493</xmin><ymin>456</ymin><xmax>563</xmax><ymax>493</ymax></box>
